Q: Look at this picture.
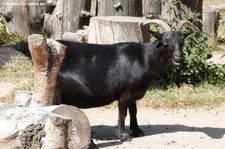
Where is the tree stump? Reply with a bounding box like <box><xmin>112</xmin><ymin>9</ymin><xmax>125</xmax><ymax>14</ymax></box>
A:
<box><xmin>203</xmin><ymin>9</ymin><xmax>220</xmax><ymax>45</ymax></box>
<box><xmin>88</xmin><ymin>16</ymin><xmax>150</xmax><ymax>44</ymax></box>
<box><xmin>28</xmin><ymin>34</ymin><xmax>66</xmax><ymax>107</ymax></box>
<box><xmin>0</xmin><ymin>104</ymin><xmax>91</xmax><ymax>149</ymax></box>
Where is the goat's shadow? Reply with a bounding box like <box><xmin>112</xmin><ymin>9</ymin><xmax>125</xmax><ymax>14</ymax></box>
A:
<box><xmin>91</xmin><ymin>124</ymin><xmax>225</xmax><ymax>148</ymax></box>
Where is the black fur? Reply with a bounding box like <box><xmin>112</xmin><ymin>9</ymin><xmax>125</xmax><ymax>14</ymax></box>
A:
<box><xmin>15</xmin><ymin>31</ymin><xmax>187</xmax><ymax>141</ymax></box>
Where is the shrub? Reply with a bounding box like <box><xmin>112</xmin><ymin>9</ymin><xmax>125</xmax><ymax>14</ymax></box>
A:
<box><xmin>152</xmin><ymin>1</ymin><xmax>225</xmax><ymax>86</ymax></box>
<box><xmin>0</xmin><ymin>17</ymin><xmax>26</xmax><ymax>46</ymax></box>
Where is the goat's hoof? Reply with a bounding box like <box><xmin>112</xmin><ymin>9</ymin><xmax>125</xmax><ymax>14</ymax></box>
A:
<box><xmin>131</xmin><ymin>128</ymin><xmax>144</xmax><ymax>137</ymax></box>
<box><xmin>87</xmin><ymin>139</ymin><xmax>99</xmax><ymax>149</ymax></box>
<box><xmin>117</xmin><ymin>132</ymin><xmax>131</xmax><ymax>141</ymax></box>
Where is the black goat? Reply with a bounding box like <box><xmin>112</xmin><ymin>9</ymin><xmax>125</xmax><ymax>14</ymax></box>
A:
<box><xmin>15</xmin><ymin>20</ymin><xmax>195</xmax><ymax>141</ymax></box>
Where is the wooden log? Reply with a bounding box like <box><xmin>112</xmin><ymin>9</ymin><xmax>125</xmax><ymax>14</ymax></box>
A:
<box><xmin>0</xmin><ymin>105</ymin><xmax>71</xmax><ymax>149</ymax></box>
<box><xmin>15</xmin><ymin>91</ymin><xmax>32</xmax><ymax>106</ymax></box>
<box><xmin>142</xmin><ymin>0</ymin><xmax>161</xmax><ymax>18</ymax></box>
<box><xmin>48</xmin><ymin>105</ymin><xmax>91</xmax><ymax>149</ymax></box>
<box><xmin>203</xmin><ymin>9</ymin><xmax>220</xmax><ymax>45</ymax></box>
<box><xmin>88</xmin><ymin>16</ymin><xmax>150</xmax><ymax>44</ymax></box>
<box><xmin>28</xmin><ymin>34</ymin><xmax>66</xmax><ymax>107</ymax></box>
<box><xmin>43</xmin><ymin>0</ymin><xmax>91</xmax><ymax>39</ymax></box>
<box><xmin>97</xmin><ymin>0</ymin><xmax>142</xmax><ymax>16</ymax></box>
<box><xmin>62</xmin><ymin>27</ymin><xmax>88</xmax><ymax>43</ymax></box>
<box><xmin>0</xmin><ymin>0</ymin><xmax>46</xmax><ymax>35</ymax></box>
<box><xmin>0</xmin><ymin>104</ymin><xmax>91</xmax><ymax>149</ymax></box>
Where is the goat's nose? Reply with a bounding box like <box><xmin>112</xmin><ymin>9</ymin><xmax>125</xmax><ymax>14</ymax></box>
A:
<box><xmin>174</xmin><ymin>45</ymin><xmax>182</xmax><ymax>56</ymax></box>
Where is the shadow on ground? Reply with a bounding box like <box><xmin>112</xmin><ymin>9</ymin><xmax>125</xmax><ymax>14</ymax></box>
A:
<box><xmin>0</xmin><ymin>47</ymin><xmax>19</xmax><ymax>68</ymax></box>
<box><xmin>91</xmin><ymin>124</ymin><xmax>225</xmax><ymax>148</ymax></box>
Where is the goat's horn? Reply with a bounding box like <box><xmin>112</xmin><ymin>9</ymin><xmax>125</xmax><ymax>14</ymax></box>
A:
<box><xmin>176</xmin><ymin>20</ymin><xmax>199</xmax><ymax>31</ymax></box>
<box><xmin>143</xmin><ymin>19</ymin><xmax>172</xmax><ymax>32</ymax></box>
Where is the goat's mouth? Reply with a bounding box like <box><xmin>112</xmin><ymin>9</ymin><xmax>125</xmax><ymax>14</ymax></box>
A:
<box><xmin>172</xmin><ymin>55</ymin><xmax>182</xmax><ymax>66</ymax></box>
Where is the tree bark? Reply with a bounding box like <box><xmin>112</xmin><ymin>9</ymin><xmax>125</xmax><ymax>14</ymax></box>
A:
<box><xmin>28</xmin><ymin>34</ymin><xmax>66</xmax><ymax>107</ymax></box>
<box><xmin>0</xmin><ymin>0</ymin><xmax>46</xmax><ymax>35</ymax></box>
<box><xmin>0</xmin><ymin>104</ymin><xmax>91</xmax><ymax>149</ymax></box>
<box><xmin>88</xmin><ymin>16</ymin><xmax>150</xmax><ymax>44</ymax></box>
<box><xmin>97</xmin><ymin>0</ymin><xmax>142</xmax><ymax>16</ymax></box>
<box><xmin>142</xmin><ymin>0</ymin><xmax>161</xmax><ymax>18</ymax></box>
<box><xmin>0</xmin><ymin>105</ymin><xmax>71</xmax><ymax>149</ymax></box>
<box><xmin>161</xmin><ymin>0</ymin><xmax>203</xmax><ymax>28</ymax></box>
<box><xmin>43</xmin><ymin>0</ymin><xmax>91</xmax><ymax>39</ymax></box>
<box><xmin>203</xmin><ymin>9</ymin><xmax>219</xmax><ymax>45</ymax></box>
<box><xmin>62</xmin><ymin>27</ymin><xmax>88</xmax><ymax>43</ymax></box>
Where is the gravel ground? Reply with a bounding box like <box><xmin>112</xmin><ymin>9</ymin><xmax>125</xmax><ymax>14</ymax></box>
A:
<box><xmin>83</xmin><ymin>107</ymin><xmax>225</xmax><ymax>149</ymax></box>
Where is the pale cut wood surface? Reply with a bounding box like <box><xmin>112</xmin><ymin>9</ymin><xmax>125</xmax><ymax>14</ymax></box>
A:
<box><xmin>88</xmin><ymin>16</ymin><xmax>150</xmax><ymax>44</ymax></box>
<box><xmin>0</xmin><ymin>104</ymin><xmax>91</xmax><ymax>149</ymax></box>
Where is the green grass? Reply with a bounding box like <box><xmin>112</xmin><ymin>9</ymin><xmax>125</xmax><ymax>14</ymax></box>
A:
<box><xmin>140</xmin><ymin>83</ymin><xmax>225</xmax><ymax>109</ymax></box>
<box><xmin>0</xmin><ymin>54</ymin><xmax>33</xmax><ymax>102</ymax></box>
<box><xmin>0</xmin><ymin>54</ymin><xmax>33</xmax><ymax>82</ymax></box>
<box><xmin>204</xmin><ymin>0</ymin><xmax>225</xmax><ymax>5</ymax></box>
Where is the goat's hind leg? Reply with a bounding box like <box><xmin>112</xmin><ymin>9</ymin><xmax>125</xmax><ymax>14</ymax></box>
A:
<box><xmin>117</xmin><ymin>92</ymin><xmax>131</xmax><ymax>141</ymax></box>
<box><xmin>129</xmin><ymin>102</ymin><xmax>144</xmax><ymax>137</ymax></box>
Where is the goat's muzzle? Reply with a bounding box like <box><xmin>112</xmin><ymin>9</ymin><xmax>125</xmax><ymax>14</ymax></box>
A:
<box><xmin>172</xmin><ymin>54</ymin><xmax>182</xmax><ymax>67</ymax></box>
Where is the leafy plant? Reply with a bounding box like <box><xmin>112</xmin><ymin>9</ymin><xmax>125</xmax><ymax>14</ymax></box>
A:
<box><xmin>155</xmin><ymin>0</ymin><xmax>225</xmax><ymax>86</ymax></box>
<box><xmin>0</xmin><ymin>17</ymin><xmax>27</xmax><ymax>47</ymax></box>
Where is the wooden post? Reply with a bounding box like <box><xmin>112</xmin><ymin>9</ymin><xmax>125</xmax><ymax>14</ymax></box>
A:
<box><xmin>43</xmin><ymin>0</ymin><xmax>91</xmax><ymax>39</ymax></box>
<box><xmin>28</xmin><ymin>34</ymin><xmax>66</xmax><ymax>107</ymax></box>
<box><xmin>142</xmin><ymin>0</ymin><xmax>161</xmax><ymax>18</ymax></box>
<box><xmin>0</xmin><ymin>0</ymin><xmax>46</xmax><ymax>35</ymax></box>
<box><xmin>88</xmin><ymin>16</ymin><xmax>150</xmax><ymax>44</ymax></box>
<box><xmin>203</xmin><ymin>9</ymin><xmax>220</xmax><ymax>45</ymax></box>
<box><xmin>97</xmin><ymin>0</ymin><xmax>142</xmax><ymax>16</ymax></box>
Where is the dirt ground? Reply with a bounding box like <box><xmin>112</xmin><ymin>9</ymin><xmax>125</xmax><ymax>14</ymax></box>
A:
<box><xmin>83</xmin><ymin>107</ymin><xmax>225</xmax><ymax>149</ymax></box>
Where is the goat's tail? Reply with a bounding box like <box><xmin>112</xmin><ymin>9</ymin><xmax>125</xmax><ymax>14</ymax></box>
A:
<box><xmin>12</xmin><ymin>40</ymin><xmax>31</xmax><ymax>59</ymax></box>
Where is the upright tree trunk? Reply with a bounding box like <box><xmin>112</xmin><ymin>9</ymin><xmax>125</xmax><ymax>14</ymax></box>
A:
<box><xmin>0</xmin><ymin>0</ymin><xmax>46</xmax><ymax>35</ymax></box>
<box><xmin>97</xmin><ymin>0</ymin><xmax>142</xmax><ymax>16</ymax></box>
<box><xmin>161</xmin><ymin>0</ymin><xmax>203</xmax><ymax>28</ymax></box>
<box><xmin>203</xmin><ymin>9</ymin><xmax>220</xmax><ymax>45</ymax></box>
<box><xmin>142</xmin><ymin>0</ymin><xmax>161</xmax><ymax>18</ymax></box>
<box><xmin>43</xmin><ymin>0</ymin><xmax>91</xmax><ymax>39</ymax></box>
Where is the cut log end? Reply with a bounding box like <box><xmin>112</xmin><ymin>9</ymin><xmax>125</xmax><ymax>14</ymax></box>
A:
<box><xmin>51</xmin><ymin>105</ymin><xmax>91</xmax><ymax>149</ymax></box>
<box><xmin>28</xmin><ymin>34</ymin><xmax>45</xmax><ymax>49</ymax></box>
<box><xmin>0</xmin><ymin>105</ymin><xmax>91</xmax><ymax>149</ymax></box>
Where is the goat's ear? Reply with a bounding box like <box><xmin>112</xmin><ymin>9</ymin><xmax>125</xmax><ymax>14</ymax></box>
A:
<box><xmin>147</xmin><ymin>30</ymin><xmax>162</xmax><ymax>40</ymax></box>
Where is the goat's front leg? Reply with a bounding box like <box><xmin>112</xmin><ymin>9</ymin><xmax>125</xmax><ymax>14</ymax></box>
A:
<box><xmin>117</xmin><ymin>92</ymin><xmax>130</xmax><ymax>141</ymax></box>
<box><xmin>129</xmin><ymin>102</ymin><xmax>144</xmax><ymax>137</ymax></box>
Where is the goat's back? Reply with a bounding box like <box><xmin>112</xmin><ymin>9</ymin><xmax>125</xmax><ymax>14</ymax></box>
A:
<box><xmin>55</xmin><ymin>40</ymin><xmax>149</xmax><ymax>108</ymax></box>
